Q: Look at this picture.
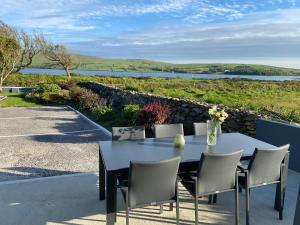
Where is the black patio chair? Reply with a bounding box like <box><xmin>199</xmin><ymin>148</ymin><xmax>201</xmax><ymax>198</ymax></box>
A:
<box><xmin>238</xmin><ymin>144</ymin><xmax>290</xmax><ymax>225</ymax></box>
<box><xmin>118</xmin><ymin>157</ymin><xmax>181</xmax><ymax>225</ymax></box>
<box><xmin>180</xmin><ymin>150</ymin><xmax>243</xmax><ymax>225</ymax></box>
<box><xmin>154</xmin><ymin>123</ymin><xmax>184</xmax><ymax>138</ymax></box>
<box><xmin>112</xmin><ymin>126</ymin><xmax>146</xmax><ymax>141</ymax></box>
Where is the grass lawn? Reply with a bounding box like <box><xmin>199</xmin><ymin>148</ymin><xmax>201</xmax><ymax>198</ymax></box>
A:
<box><xmin>3</xmin><ymin>74</ymin><xmax>300</xmax><ymax>122</ymax></box>
<box><xmin>0</xmin><ymin>93</ymin><xmax>41</xmax><ymax>107</ymax></box>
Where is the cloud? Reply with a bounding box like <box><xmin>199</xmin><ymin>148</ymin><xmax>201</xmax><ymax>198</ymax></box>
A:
<box><xmin>1</xmin><ymin>0</ymin><xmax>300</xmax><ymax>66</ymax></box>
<box><xmin>66</xmin><ymin>7</ymin><xmax>300</xmax><ymax>63</ymax></box>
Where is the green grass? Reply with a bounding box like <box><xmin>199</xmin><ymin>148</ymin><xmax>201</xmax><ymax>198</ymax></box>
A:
<box><xmin>30</xmin><ymin>54</ymin><xmax>300</xmax><ymax>76</ymax></box>
<box><xmin>0</xmin><ymin>93</ymin><xmax>41</xmax><ymax>107</ymax></box>
<box><xmin>4</xmin><ymin>73</ymin><xmax>300</xmax><ymax>122</ymax></box>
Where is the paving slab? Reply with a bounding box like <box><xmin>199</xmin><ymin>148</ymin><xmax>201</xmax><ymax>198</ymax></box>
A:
<box><xmin>0</xmin><ymin>170</ymin><xmax>299</xmax><ymax>225</ymax></box>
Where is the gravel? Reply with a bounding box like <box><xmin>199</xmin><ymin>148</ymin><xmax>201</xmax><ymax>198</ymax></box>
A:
<box><xmin>0</xmin><ymin>106</ymin><xmax>111</xmax><ymax>182</ymax></box>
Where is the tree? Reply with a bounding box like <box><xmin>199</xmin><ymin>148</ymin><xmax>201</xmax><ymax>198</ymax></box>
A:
<box><xmin>39</xmin><ymin>37</ymin><xmax>79</xmax><ymax>78</ymax></box>
<box><xmin>0</xmin><ymin>22</ymin><xmax>20</xmax><ymax>92</ymax></box>
<box><xmin>15</xmin><ymin>31</ymin><xmax>42</xmax><ymax>72</ymax></box>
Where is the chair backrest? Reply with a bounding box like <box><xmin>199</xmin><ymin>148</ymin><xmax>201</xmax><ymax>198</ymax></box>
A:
<box><xmin>112</xmin><ymin>126</ymin><xmax>146</xmax><ymax>141</ymax></box>
<box><xmin>193</xmin><ymin>122</ymin><xmax>222</xmax><ymax>136</ymax></box>
<box><xmin>196</xmin><ymin>150</ymin><xmax>243</xmax><ymax>195</ymax></box>
<box><xmin>154</xmin><ymin>124</ymin><xmax>184</xmax><ymax>138</ymax></box>
<box><xmin>247</xmin><ymin>144</ymin><xmax>289</xmax><ymax>187</ymax></box>
<box><xmin>127</xmin><ymin>156</ymin><xmax>181</xmax><ymax>208</ymax></box>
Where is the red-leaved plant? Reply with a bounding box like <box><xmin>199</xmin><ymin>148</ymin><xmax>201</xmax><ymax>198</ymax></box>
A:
<box><xmin>137</xmin><ymin>102</ymin><xmax>171</xmax><ymax>130</ymax></box>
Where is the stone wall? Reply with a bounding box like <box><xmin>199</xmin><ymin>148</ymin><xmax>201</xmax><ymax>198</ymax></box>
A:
<box><xmin>85</xmin><ymin>82</ymin><xmax>265</xmax><ymax>136</ymax></box>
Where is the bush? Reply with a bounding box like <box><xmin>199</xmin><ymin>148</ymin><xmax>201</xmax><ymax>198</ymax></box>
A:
<box><xmin>92</xmin><ymin>106</ymin><xmax>114</xmax><ymax>121</ymax></box>
<box><xmin>25</xmin><ymin>83</ymin><xmax>64</xmax><ymax>104</ymax></box>
<box><xmin>58</xmin><ymin>79</ymin><xmax>77</xmax><ymax>90</ymax></box>
<box><xmin>35</xmin><ymin>83</ymin><xmax>61</xmax><ymax>95</ymax></box>
<box><xmin>72</xmin><ymin>88</ymin><xmax>107</xmax><ymax>111</ymax></box>
<box><xmin>122</xmin><ymin>104</ymin><xmax>140</xmax><ymax>125</ymax></box>
<box><xmin>137</xmin><ymin>102</ymin><xmax>171</xmax><ymax>129</ymax></box>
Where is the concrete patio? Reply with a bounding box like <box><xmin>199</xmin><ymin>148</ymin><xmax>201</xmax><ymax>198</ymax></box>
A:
<box><xmin>0</xmin><ymin>170</ymin><xmax>298</xmax><ymax>225</ymax></box>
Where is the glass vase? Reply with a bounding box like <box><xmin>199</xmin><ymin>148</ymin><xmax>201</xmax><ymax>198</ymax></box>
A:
<box><xmin>207</xmin><ymin>120</ymin><xmax>219</xmax><ymax>146</ymax></box>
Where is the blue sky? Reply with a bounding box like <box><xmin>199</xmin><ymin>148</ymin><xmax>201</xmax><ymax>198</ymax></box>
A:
<box><xmin>1</xmin><ymin>0</ymin><xmax>300</xmax><ymax>67</ymax></box>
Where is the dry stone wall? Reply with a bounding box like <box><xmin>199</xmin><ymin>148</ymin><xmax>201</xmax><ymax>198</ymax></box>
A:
<box><xmin>86</xmin><ymin>82</ymin><xmax>265</xmax><ymax>136</ymax></box>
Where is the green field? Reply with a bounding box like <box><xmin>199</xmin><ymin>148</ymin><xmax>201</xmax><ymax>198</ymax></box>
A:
<box><xmin>30</xmin><ymin>54</ymin><xmax>300</xmax><ymax>76</ymax></box>
<box><xmin>4</xmin><ymin>73</ymin><xmax>300</xmax><ymax>122</ymax></box>
<box><xmin>0</xmin><ymin>93</ymin><xmax>41</xmax><ymax>107</ymax></box>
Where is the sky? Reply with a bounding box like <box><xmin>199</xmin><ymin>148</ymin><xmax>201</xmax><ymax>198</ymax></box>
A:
<box><xmin>1</xmin><ymin>0</ymin><xmax>300</xmax><ymax>68</ymax></box>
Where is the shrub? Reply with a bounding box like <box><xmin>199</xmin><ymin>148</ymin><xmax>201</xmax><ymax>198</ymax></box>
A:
<box><xmin>137</xmin><ymin>102</ymin><xmax>171</xmax><ymax>129</ymax></box>
<box><xmin>35</xmin><ymin>83</ymin><xmax>61</xmax><ymax>95</ymax></box>
<box><xmin>39</xmin><ymin>92</ymin><xmax>64</xmax><ymax>103</ymax></box>
<box><xmin>26</xmin><ymin>83</ymin><xmax>64</xmax><ymax>104</ymax></box>
<box><xmin>73</xmin><ymin>88</ymin><xmax>107</xmax><ymax>111</ymax></box>
<box><xmin>92</xmin><ymin>106</ymin><xmax>114</xmax><ymax>121</ymax></box>
<box><xmin>58</xmin><ymin>79</ymin><xmax>77</xmax><ymax>90</ymax></box>
<box><xmin>122</xmin><ymin>104</ymin><xmax>140</xmax><ymax>125</ymax></box>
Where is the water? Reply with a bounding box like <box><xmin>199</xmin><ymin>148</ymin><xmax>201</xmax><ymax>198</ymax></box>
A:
<box><xmin>21</xmin><ymin>68</ymin><xmax>300</xmax><ymax>81</ymax></box>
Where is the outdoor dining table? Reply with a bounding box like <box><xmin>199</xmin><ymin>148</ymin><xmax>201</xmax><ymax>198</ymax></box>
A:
<box><xmin>99</xmin><ymin>132</ymin><xmax>289</xmax><ymax>225</ymax></box>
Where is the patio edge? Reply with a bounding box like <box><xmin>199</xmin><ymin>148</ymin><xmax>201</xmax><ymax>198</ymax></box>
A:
<box><xmin>67</xmin><ymin>105</ymin><xmax>112</xmax><ymax>138</ymax></box>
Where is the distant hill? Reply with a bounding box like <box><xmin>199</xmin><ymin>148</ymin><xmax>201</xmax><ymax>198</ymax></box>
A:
<box><xmin>30</xmin><ymin>54</ymin><xmax>300</xmax><ymax>76</ymax></box>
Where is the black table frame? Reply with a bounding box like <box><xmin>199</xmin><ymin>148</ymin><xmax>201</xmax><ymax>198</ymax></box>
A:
<box><xmin>99</xmin><ymin>134</ymin><xmax>289</xmax><ymax>225</ymax></box>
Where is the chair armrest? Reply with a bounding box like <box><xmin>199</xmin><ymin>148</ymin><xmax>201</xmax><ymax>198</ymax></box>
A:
<box><xmin>190</xmin><ymin>175</ymin><xmax>197</xmax><ymax>181</ymax></box>
<box><xmin>120</xmin><ymin>186</ymin><xmax>128</xmax><ymax>192</ymax></box>
<box><xmin>238</xmin><ymin>165</ymin><xmax>248</xmax><ymax>173</ymax></box>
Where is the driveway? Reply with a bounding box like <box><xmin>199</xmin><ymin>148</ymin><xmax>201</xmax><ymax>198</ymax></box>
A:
<box><xmin>0</xmin><ymin>106</ymin><xmax>111</xmax><ymax>181</ymax></box>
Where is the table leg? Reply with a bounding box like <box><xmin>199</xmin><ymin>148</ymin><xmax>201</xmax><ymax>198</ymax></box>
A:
<box><xmin>106</xmin><ymin>171</ymin><xmax>117</xmax><ymax>225</ymax></box>
<box><xmin>275</xmin><ymin>152</ymin><xmax>289</xmax><ymax>211</ymax></box>
<box><xmin>99</xmin><ymin>150</ymin><xmax>106</xmax><ymax>200</ymax></box>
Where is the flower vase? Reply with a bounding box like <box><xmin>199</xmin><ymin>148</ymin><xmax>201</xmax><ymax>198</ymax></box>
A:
<box><xmin>207</xmin><ymin>120</ymin><xmax>219</xmax><ymax>146</ymax></box>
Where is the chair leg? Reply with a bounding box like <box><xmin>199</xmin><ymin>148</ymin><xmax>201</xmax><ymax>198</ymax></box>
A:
<box><xmin>160</xmin><ymin>205</ymin><xmax>163</xmax><ymax>214</ymax></box>
<box><xmin>213</xmin><ymin>194</ymin><xmax>217</xmax><ymax>204</ymax></box>
<box><xmin>208</xmin><ymin>195</ymin><xmax>213</xmax><ymax>204</ymax></box>
<box><xmin>195</xmin><ymin>197</ymin><xmax>199</xmax><ymax>225</ymax></box>
<box><xmin>170</xmin><ymin>202</ymin><xmax>174</xmax><ymax>211</ymax></box>
<box><xmin>235</xmin><ymin>188</ymin><xmax>240</xmax><ymax>225</ymax></box>
<box><xmin>246</xmin><ymin>186</ymin><xmax>250</xmax><ymax>225</ymax></box>
<box><xmin>126</xmin><ymin>207</ymin><xmax>129</xmax><ymax>225</ymax></box>
<box><xmin>176</xmin><ymin>199</ymin><xmax>180</xmax><ymax>225</ymax></box>
<box><xmin>279</xmin><ymin>180</ymin><xmax>284</xmax><ymax>220</ymax></box>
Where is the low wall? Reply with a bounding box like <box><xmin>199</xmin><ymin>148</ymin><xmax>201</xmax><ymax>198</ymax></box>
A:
<box><xmin>256</xmin><ymin>119</ymin><xmax>300</xmax><ymax>172</ymax></box>
<box><xmin>2</xmin><ymin>86</ymin><xmax>34</xmax><ymax>93</ymax></box>
<box><xmin>85</xmin><ymin>82</ymin><xmax>265</xmax><ymax>136</ymax></box>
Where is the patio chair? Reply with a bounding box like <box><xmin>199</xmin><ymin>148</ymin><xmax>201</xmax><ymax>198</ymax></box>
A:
<box><xmin>112</xmin><ymin>126</ymin><xmax>146</xmax><ymax>186</ymax></box>
<box><xmin>112</xmin><ymin>126</ymin><xmax>146</xmax><ymax>141</ymax></box>
<box><xmin>118</xmin><ymin>157</ymin><xmax>181</xmax><ymax>225</ymax></box>
<box><xmin>179</xmin><ymin>150</ymin><xmax>243</xmax><ymax>225</ymax></box>
<box><xmin>238</xmin><ymin>144</ymin><xmax>290</xmax><ymax>225</ymax></box>
<box><xmin>193</xmin><ymin>122</ymin><xmax>222</xmax><ymax>136</ymax></box>
<box><xmin>154</xmin><ymin>123</ymin><xmax>184</xmax><ymax>138</ymax></box>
